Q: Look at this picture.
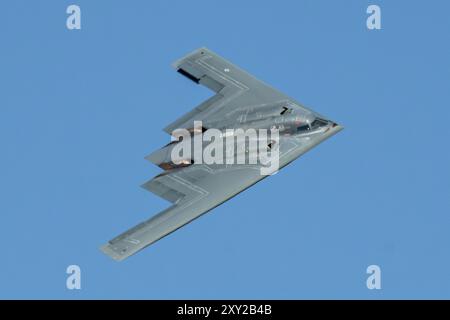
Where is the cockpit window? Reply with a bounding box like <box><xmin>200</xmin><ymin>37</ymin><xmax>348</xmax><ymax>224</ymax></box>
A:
<box><xmin>297</xmin><ymin>118</ymin><xmax>329</xmax><ymax>134</ymax></box>
<box><xmin>310</xmin><ymin>118</ymin><xmax>328</xmax><ymax>129</ymax></box>
<box><xmin>297</xmin><ymin>124</ymin><xmax>310</xmax><ymax>133</ymax></box>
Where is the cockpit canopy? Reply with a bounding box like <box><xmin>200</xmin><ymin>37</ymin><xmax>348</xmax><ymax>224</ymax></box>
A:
<box><xmin>311</xmin><ymin>118</ymin><xmax>328</xmax><ymax>129</ymax></box>
<box><xmin>297</xmin><ymin>117</ymin><xmax>329</xmax><ymax>134</ymax></box>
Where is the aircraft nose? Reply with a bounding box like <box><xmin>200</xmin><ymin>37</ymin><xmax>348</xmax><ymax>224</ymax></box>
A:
<box><xmin>330</xmin><ymin>121</ymin><xmax>344</xmax><ymax>132</ymax></box>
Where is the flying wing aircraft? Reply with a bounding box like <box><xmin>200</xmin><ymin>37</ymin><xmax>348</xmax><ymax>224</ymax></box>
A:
<box><xmin>101</xmin><ymin>47</ymin><xmax>343</xmax><ymax>261</ymax></box>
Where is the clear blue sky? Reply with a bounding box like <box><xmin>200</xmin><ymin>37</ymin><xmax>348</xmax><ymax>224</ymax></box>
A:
<box><xmin>1</xmin><ymin>0</ymin><xmax>449</xmax><ymax>299</ymax></box>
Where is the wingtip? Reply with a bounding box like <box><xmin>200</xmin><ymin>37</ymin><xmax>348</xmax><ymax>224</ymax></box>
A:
<box><xmin>100</xmin><ymin>243</ymin><xmax>126</xmax><ymax>262</ymax></box>
<box><xmin>171</xmin><ymin>47</ymin><xmax>212</xmax><ymax>69</ymax></box>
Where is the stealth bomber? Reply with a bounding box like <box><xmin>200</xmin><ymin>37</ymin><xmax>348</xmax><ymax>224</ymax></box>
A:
<box><xmin>101</xmin><ymin>47</ymin><xmax>343</xmax><ymax>261</ymax></box>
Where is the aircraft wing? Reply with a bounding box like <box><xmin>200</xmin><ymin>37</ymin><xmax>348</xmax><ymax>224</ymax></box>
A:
<box><xmin>101</xmin><ymin>163</ymin><xmax>262</xmax><ymax>261</ymax></box>
<box><xmin>164</xmin><ymin>47</ymin><xmax>311</xmax><ymax>134</ymax></box>
<box><xmin>101</xmin><ymin>132</ymin><xmax>339</xmax><ymax>261</ymax></box>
